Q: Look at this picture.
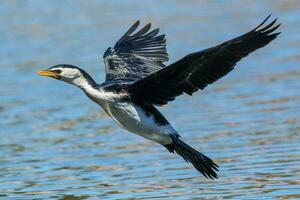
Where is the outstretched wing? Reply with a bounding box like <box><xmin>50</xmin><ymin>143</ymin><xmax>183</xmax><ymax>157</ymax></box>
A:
<box><xmin>127</xmin><ymin>15</ymin><xmax>280</xmax><ymax>106</ymax></box>
<box><xmin>103</xmin><ymin>21</ymin><xmax>168</xmax><ymax>82</ymax></box>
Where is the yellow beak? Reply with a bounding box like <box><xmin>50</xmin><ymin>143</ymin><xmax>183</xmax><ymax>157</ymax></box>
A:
<box><xmin>38</xmin><ymin>70</ymin><xmax>60</xmax><ymax>79</ymax></box>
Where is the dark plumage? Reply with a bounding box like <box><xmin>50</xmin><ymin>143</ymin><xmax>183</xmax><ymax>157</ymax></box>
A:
<box><xmin>126</xmin><ymin>15</ymin><xmax>280</xmax><ymax>105</ymax></box>
<box><xmin>104</xmin><ymin>21</ymin><xmax>168</xmax><ymax>81</ymax></box>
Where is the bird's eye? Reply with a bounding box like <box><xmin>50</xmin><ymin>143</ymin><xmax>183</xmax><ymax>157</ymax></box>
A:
<box><xmin>51</xmin><ymin>69</ymin><xmax>62</xmax><ymax>74</ymax></box>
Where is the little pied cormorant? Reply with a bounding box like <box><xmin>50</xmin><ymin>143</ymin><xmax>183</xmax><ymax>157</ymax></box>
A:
<box><xmin>38</xmin><ymin>15</ymin><xmax>280</xmax><ymax>179</ymax></box>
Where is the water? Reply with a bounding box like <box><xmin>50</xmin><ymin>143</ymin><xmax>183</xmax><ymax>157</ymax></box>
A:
<box><xmin>1</xmin><ymin>0</ymin><xmax>300</xmax><ymax>199</ymax></box>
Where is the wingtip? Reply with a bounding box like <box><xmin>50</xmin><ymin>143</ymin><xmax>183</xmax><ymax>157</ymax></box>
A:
<box><xmin>152</xmin><ymin>28</ymin><xmax>160</xmax><ymax>35</ymax></box>
<box><xmin>132</xmin><ymin>20</ymin><xmax>141</xmax><ymax>31</ymax></box>
<box><xmin>134</xmin><ymin>20</ymin><xmax>140</xmax><ymax>26</ymax></box>
<box><xmin>144</xmin><ymin>23</ymin><xmax>152</xmax><ymax>31</ymax></box>
<box><xmin>252</xmin><ymin>14</ymin><xmax>281</xmax><ymax>35</ymax></box>
<box><xmin>131</xmin><ymin>22</ymin><xmax>152</xmax><ymax>38</ymax></box>
<box><xmin>255</xmin><ymin>16</ymin><xmax>268</xmax><ymax>30</ymax></box>
<box><xmin>264</xmin><ymin>14</ymin><xmax>272</xmax><ymax>22</ymax></box>
<box><xmin>272</xmin><ymin>31</ymin><xmax>281</xmax><ymax>37</ymax></box>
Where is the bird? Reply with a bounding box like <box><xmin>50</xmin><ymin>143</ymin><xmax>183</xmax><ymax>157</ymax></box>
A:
<box><xmin>38</xmin><ymin>15</ymin><xmax>280</xmax><ymax>179</ymax></box>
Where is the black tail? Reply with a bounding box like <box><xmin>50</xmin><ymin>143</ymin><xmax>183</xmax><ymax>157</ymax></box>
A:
<box><xmin>165</xmin><ymin>135</ymin><xmax>219</xmax><ymax>179</ymax></box>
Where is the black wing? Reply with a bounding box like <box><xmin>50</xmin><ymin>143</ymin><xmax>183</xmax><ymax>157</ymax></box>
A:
<box><xmin>103</xmin><ymin>21</ymin><xmax>168</xmax><ymax>82</ymax></box>
<box><xmin>127</xmin><ymin>15</ymin><xmax>280</xmax><ymax>106</ymax></box>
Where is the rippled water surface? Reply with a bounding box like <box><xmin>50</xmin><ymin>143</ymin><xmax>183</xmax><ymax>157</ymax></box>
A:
<box><xmin>1</xmin><ymin>1</ymin><xmax>300</xmax><ymax>199</ymax></box>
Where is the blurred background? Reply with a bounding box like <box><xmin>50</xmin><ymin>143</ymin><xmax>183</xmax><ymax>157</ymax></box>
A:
<box><xmin>0</xmin><ymin>0</ymin><xmax>300</xmax><ymax>199</ymax></box>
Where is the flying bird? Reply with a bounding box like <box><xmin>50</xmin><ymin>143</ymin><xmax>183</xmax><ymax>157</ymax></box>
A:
<box><xmin>38</xmin><ymin>15</ymin><xmax>280</xmax><ymax>179</ymax></box>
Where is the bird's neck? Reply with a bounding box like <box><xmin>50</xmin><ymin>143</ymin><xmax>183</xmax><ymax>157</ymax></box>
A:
<box><xmin>72</xmin><ymin>75</ymin><xmax>114</xmax><ymax>103</ymax></box>
<box><xmin>72</xmin><ymin>74</ymin><xmax>99</xmax><ymax>93</ymax></box>
<box><xmin>71</xmin><ymin>71</ymin><xmax>126</xmax><ymax>102</ymax></box>
<box><xmin>74</xmin><ymin>77</ymin><xmax>127</xmax><ymax>103</ymax></box>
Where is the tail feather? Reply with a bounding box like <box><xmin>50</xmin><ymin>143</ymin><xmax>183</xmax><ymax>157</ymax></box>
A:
<box><xmin>167</xmin><ymin>135</ymin><xmax>219</xmax><ymax>179</ymax></box>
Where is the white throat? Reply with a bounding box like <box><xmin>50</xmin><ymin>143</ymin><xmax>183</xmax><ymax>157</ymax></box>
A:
<box><xmin>71</xmin><ymin>77</ymin><xmax>122</xmax><ymax>103</ymax></box>
<box><xmin>71</xmin><ymin>77</ymin><xmax>100</xmax><ymax>97</ymax></box>
<box><xmin>72</xmin><ymin>76</ymin><xmax>92</xmax><ymax>90</ymax></box>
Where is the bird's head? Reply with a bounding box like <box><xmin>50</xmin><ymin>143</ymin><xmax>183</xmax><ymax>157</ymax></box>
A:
<box><xmin>38</xmin><ymin>64</ymin><xmax>95</xmax><ymax>87</ymax></box>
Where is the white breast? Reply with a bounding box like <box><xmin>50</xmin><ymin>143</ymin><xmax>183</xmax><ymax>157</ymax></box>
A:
<box><xmin>82</xmin><ymin>87</ymin><xmax>174</xmax><ymax>145</ymax></box>
<box><xmin>99</xmin><ymin>101</ymin><xmax>173</xmax><ymax>145</ymax></box>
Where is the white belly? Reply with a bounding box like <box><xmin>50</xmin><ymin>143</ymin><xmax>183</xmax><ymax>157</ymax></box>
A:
<box><xmin>98</xmin><ymin>101</ymin><xmax>173</xmax><ymax>145</ymax></box>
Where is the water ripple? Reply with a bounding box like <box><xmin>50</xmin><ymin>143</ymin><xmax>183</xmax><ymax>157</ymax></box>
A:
<box><xmin>1</xmin><ymin>0</ymin><xmax>300</xmax><ymax>199</ymax></box>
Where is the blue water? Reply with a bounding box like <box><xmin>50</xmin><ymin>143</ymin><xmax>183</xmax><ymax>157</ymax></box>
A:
<box><xmin>1</xmin><ymin>1</ymin><xmax>300</xmax><ymax>199</ymax></box>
